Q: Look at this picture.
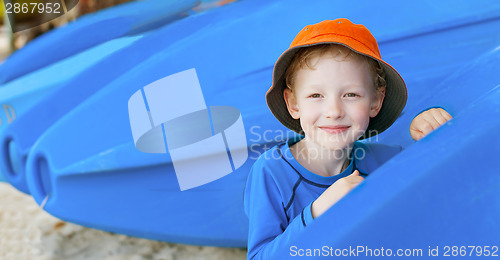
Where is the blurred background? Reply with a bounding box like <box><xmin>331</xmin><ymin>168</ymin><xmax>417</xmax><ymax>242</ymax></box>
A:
<box><xmin>1</xmin><ymin>1</ymin><xmax>247</xmax><ymax>259</ymax></box>
<box><xmin>1</xmin><ymin>0</ymin><xmax>133</xmax><ymax>61</ymax></box>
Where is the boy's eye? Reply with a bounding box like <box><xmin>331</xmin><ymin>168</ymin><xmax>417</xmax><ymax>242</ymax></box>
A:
<box><xmin>345</xmin><ymin>93</ymin><xmax>359</xmax><ymax>98</ymax></box>
<box><xmin>309</xmin><ymin>93</ymin><xmax>322</xmax><ymax>98</ymax></box>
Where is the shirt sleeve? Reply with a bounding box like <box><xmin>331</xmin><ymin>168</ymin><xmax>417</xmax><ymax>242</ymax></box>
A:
<box><xmin>244</xmin><ymin>161</ymin><xmax>310</xmax><ymax>260</ymax></box>
<box><xmin>301</xmin><ymin>201</ymin><xmax>315</xmax><ymax>226</ymax></box>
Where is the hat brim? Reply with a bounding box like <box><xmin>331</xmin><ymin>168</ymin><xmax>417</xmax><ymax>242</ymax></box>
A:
<box><xmin>266</xmin><ymin>42</ymin><xmax>407</xmax><ymax>139</ymax></box>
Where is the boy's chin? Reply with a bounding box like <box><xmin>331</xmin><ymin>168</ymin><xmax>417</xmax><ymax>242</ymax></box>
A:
<box><xmin>319</xmin><ymin>132</ymin><xmax>359</xmax><ymax>145</ymax></box>
<box><xmin>319</xmin><ymin>141</ymin><xmax>354</xmax><ymax>152</ymax></box>
<box><xmin>309</xmin><ymin>135</ymin><xmax>355</xmax><ymax>151</ymax></box>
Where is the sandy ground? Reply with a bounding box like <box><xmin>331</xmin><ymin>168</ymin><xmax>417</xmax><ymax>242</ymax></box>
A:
<box><xmin>0</xmin><ymin>183</ymin><xmax>247</xmax><ymax>260</ymax></box>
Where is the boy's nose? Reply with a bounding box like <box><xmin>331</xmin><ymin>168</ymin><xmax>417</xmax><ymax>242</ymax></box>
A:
<box><xmin>324</xmin><ymin>98</ymin><xmax>344</xmax><ymax>119</ymax></box>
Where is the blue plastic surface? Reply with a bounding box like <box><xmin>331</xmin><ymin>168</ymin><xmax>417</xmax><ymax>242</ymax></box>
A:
<box><xmin>3</xmin><ymin>0</ymin><xmax>500</xmax><ymax>248</ymax></box>
<box><xmin>0</xmin><ymin>0</ymin><xmax>199</xmax><ymax>84</ymax></box>
<box><xmin>0</xmin><ymin>35</ymin><xmax>143</xmax><ymax>183</ymax></box>
<box><xmin>0</xmin><ymin>3</ymin><xmax>224</xmax><ymax>193</ymax></box>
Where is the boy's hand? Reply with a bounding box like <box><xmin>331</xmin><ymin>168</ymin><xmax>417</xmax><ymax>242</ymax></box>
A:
<box><xmin>311</xmin><ymin>170</ymin><xmax>364</xmax><ymax>219</ymax></box>
<box><xmin>410</xmin><ymin>108</ymin><xmax>452</xmax><ymax>141</ymax></box>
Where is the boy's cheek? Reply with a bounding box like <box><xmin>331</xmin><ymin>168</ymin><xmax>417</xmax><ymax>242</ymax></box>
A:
<box><xmin>299</xmin><ymin>109</ymin><xmax>319</xmax><ymax>120</ymax></box>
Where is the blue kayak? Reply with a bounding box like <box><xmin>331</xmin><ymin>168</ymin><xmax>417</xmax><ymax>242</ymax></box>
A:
<box><xmin>0</xmin><ymin>1</ymin><xmax>226</xmax><ymax>193</ymax></box>
<box><xmin>0</xmin><ymin>34</ymin><xmax>143</xmax><ymax>183</ymax></box>
<box><xmin>0</xmin><ymin>0</ymin><xmax>200</xmax><ymax>84</ymax></box>
<box><xmin>4</xmin><ymin>0</ymin><xmax>500</xmax><ymax>248</ymax></box>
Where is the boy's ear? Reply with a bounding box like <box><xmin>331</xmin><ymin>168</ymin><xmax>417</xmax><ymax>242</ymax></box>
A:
<box><xmin>369</xmin><ymin>87</ymin><xmax>386</xmax><ymax>118</ymax></box>
<box><xmin>283</xmin><ymin>88</ymin><xmax>300</xmax><ymax>119</ymax></box>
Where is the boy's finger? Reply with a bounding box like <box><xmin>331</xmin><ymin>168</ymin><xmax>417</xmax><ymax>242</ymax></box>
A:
<box><xmin>350</xmin><ymin>176</ymin><xmax>365</xmax><ymax>186</ymax></box>
<box><xmin>353</xmin><ymin>175</ymin><xmax>365</xmax><ymax>182</ymax></box>
<box><xmin>410</xmin><ymin>123</ymin><xmax>422</xmax><ymax>134</ymax></box>
<box><xmin>411</xmin><ymin>131</ymin><xmax>422</xmax><ymax>141</ymax></box>
<box><xmin>435</xmin><ymin>111</ymin><xmax>451</xmax><ymax>127</ymax></box>
<box><xmin>433</xmin><ymin>111</ymin><xmax>448</xmax><ymax>126</ymax></box>
<box><xmin>420</xmin><ymin>120</ymin><xmax>435</xmax><ymax>135</ymax></box>
<box><xmin>349</xmin><ymin>171</ymin><xmax>365</xmax><ymax>181</ymax></box>
<box><xmin>422</xmin><ymin>115</ymin><xmax>440</xmax><ymax>130</ymax></box>
<box><xmin>345</xmin><ymin>170</ymin><xmax>363</xmax><ymax>181</ymax></box>
<box><xmin>439</xmin><ymin>109</ymin><xmax>453</xmax><ymax>121</ymax></box>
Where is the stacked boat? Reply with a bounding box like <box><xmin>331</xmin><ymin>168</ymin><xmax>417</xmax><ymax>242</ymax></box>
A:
<box><xmin>1</xmin><ymin>0</ymin><xmax>499</xmax><ymax>249</ymax></box>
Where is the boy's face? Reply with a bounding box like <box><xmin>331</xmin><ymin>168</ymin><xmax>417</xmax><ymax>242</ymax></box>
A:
<box><xmin>283</xmin><ymin>53</ymin><xmax>385</xmax><ymax>151</ymax></box>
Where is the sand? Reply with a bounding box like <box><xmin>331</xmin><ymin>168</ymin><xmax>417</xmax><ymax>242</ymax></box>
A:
<box><xmin>0</xmin><ymin>183</ymin><xmax>247</xmax><ymax>260</ymax></box>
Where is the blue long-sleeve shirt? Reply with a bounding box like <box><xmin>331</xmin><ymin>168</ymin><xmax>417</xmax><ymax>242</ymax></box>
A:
<box><xmin>243</xmin><ymin>136</ymin><xmax>402</xmax><ymax>259</ymax></box>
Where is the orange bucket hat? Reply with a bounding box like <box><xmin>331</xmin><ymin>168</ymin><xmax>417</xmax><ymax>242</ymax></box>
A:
<box><xmin>266</xmin><ymin>18</ymin><xmax>407</xmax><ymax>139</ymax></box>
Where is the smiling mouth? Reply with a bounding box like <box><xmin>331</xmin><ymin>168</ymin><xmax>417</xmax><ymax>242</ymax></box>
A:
<box><xmin>319</xmin><ymin>126</ymin><xmax>350</xmax><ymax>134</ymax></box>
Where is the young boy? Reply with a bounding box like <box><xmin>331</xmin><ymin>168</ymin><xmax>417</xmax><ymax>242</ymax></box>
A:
<box><xmin>243</xmin><ymin>19</ymin><xmax>452</xmax><ymax>259</ymax></box>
